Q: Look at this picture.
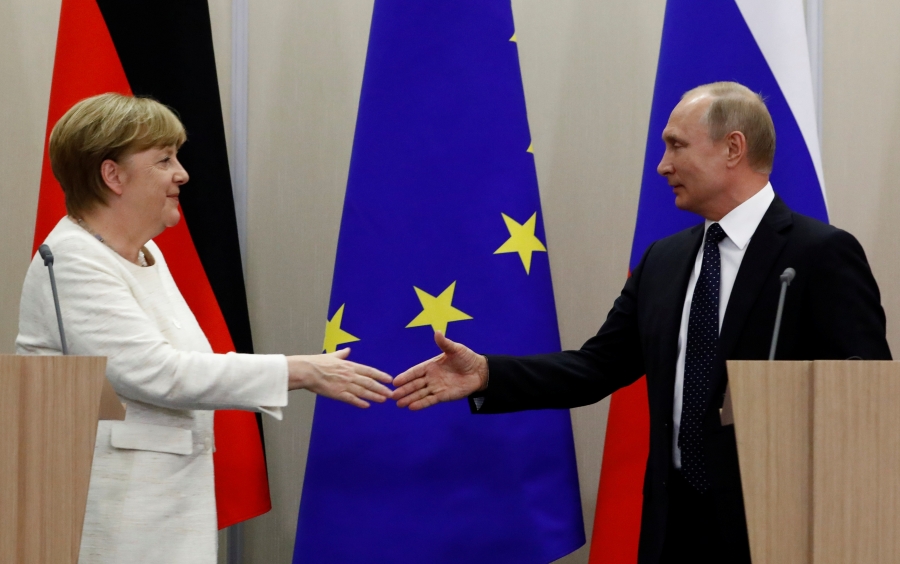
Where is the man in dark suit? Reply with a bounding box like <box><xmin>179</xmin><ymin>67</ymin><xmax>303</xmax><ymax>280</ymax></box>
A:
<box><xmin>392</xmin><ymin>81</ymin><xmax>891</xmax><ymax>563</ymax></box>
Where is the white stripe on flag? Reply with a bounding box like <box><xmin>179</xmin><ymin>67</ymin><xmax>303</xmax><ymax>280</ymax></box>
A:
<box><xmin>734</xmin><ymin>0</ymin><xmax>826</xmax><ymax>204</ymax></box>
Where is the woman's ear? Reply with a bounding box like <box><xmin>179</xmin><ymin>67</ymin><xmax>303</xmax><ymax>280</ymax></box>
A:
<box><xmin>100</xmin><ymin>159</ymin><xmax>125</xmax><ymax>196</ymax></box>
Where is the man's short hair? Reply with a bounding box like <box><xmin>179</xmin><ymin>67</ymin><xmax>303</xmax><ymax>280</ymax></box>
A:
<box><xmin>49</xmin><ymin>93</ymin><xmax>187</xmax><ymax>217</ymax></box>
<box><xmin>683</xmin><ymin>82</ymin><xmax>776</xmax><ymax>174</ymax></box>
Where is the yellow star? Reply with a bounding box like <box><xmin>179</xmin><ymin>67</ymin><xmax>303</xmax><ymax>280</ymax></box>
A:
<box><xmin>322</xmin><ymin>304</ymin><xmax>360</xmax><ymax>353</ymax></box>
<box><xmin>406</xmin><ymin>281</ymin><xmax>473</xmax><ymax>335</ymax></box>
<box><xmin>527</xmin><ymin>142</ymin><xmax>534</xmax><ymax>153</ymax></box>
<box><xmin>494</xmin><ymin>212</ymin><xmax>547</xmax><ymax>274</ymax></box>
<box><xmin>510</xmin><ymin>32</ymin><xmax>517</xmax><ymax>43</ymax></box>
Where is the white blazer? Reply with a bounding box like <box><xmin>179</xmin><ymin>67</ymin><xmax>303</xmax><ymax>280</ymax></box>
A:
<box><xmin>17</xmin><ymin>218</ymin><xmax>288</xmax><ymax>564</ymax></box>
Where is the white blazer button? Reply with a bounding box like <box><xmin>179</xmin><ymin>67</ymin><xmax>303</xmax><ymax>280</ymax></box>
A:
<box><xmin>172</xmin><ymin>318</ymin><xmax>182</xmax><ymax>329</ymax></box>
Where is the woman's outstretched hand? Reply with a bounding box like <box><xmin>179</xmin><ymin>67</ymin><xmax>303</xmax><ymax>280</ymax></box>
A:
<box><xmin>392</xmin><ymin>331</ymin><xmax>488</xmax><ymax>410</ymax></box>
<box><xmin>287</xmin><ymin>349</ymin><xmax>393</xmax><ymax>408</ymax></box>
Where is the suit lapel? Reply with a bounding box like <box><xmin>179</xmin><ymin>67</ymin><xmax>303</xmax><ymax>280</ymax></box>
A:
<box><xmin>654</xmin><ymin>224</ymin><xmax>705</xmax><ymax>416</ymax></box>
<box><xmin>711</xmin><ymin>197</ymin><xmax>793</xmax><ymax>400</ymax></box>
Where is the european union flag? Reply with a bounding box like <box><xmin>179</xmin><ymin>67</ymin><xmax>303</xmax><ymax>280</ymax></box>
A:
<box><xmin>293</xmin><ymin>1</ymin><xmax>584</xmax><ymax>562</ymax></box>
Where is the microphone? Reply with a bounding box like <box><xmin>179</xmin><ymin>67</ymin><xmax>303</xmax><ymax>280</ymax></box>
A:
<box><xmin>768</xmin><ymin>267</ymin><xmax>796</xmax><ymax>361</ymax></box>
<box><xmin>722</xmin><ymin>267</ymin><xmax>796</xmax><ymax>426</ymax></box>
<box><xmin>38</xmin><ymin>244</ymin><xmax>68</xmax><ymax>355</ymax></box>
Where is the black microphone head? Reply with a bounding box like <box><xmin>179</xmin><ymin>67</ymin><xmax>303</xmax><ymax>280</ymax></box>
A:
<box><xmin>780</xmin><ymin>267</ymin><xmax>796</xmax><ymax>285</ymax></box>
<box><xmin>38</xmin><ymin>244</ymin><xmax>54</xmax><ymax>266</ymax></box>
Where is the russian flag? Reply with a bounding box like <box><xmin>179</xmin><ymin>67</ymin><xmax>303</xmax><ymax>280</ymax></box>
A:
<box><xmin>589</xmin><ymin>1</ymin><xmax>826</xmax><ymax>562</ymax></box>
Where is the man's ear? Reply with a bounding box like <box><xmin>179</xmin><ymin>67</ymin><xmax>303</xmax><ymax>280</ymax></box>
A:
<box><xmin>100</xmin><ymin>159</ymin><xmax>125</xmax><ymax>196</ymax></box>
<box><xmin>724</xmin><ymin>131</ymin><xmax>748</xmax><ymax>169</ymax></box>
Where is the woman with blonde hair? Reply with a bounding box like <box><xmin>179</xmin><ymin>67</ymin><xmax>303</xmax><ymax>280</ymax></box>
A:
<box><xmin>17</xmin><ymin>93</ymin><xmax>391</xmax><ymax>563</ymax></box>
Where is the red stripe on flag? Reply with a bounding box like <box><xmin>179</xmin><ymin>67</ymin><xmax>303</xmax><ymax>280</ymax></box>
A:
<box><xmin>588</xmin><ymin>376</ymin><xmax>650</xmax><ymax>564</ymax></box>
<box><xmin>155</xmin><ymin>222</ymin><xmax>272</xmax><ymax>528</ymax></box>
<box><xmin>36</xmin><ymin>0</ymin><xmax>271</xmax><ymax>530</ymax></box>
<box><xmin>34</xmin><ymin>0</ymin><xmax>131</xmax><ymax>253</ymax></box>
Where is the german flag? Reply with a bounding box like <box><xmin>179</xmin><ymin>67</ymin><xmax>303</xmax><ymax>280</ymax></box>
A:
<box><xmin>34</xmin><ymin>0</ymin><xmax>271</xmax><ymax>529</ymax></box>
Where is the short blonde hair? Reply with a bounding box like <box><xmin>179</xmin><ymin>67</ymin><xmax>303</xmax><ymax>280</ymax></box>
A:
<box><xmin>49</xmin><ymin>93</ymin><xmax>187</xmax><ymax>216</ymax></box>
<box><xmin>684</xmin><ymin>82</ymin><xmax>776</xmax><ymax>174</ymax></box>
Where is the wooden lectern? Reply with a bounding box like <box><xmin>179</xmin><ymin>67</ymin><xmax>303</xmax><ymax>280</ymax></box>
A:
<box><xmin>0</xmin><ymin>355</ymin><xmax>124</xmax><ymax>564</ymax></box>
<box><xmin>727</xmin><ymin>360</ymin><xmax>900</xmax><ymax>564</ymax></box>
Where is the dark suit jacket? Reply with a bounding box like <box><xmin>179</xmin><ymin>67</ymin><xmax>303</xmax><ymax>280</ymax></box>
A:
<box><xmin>471</xmin><ymin>197</ymin><xmax>891</xmax><ymax>563</ymax></box>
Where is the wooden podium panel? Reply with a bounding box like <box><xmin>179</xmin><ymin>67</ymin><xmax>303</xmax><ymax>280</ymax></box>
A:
<box><xmin>812</xmin><ymin>361</ymin><xmax>900</xmax><ymax>564</ymax></box>
<box><xmin>0</xmin><ymin>356</ymin><xmax>108</xmax><ymax>564</ymax></box>
<box><xmin>730</xmin><ymin>360</ymin><xmax>900</xmax><ymax>564</ymax></box>
<box><xmin>728</xmin><ymin>361</ymin><xmax>813</xmax><ymax>564</ymax></box>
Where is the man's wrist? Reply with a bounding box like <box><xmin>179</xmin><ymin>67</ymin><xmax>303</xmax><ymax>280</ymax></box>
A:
<box><xmin>477</xmin><ymin>355</ymin><xmax>489</xmax><ymax>392</ymax></box>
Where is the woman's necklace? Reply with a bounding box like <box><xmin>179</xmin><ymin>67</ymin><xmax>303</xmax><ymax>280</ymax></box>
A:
<box><xmin>70</xmin><ymin>216</ymin><xmax>148</xmax><ymax>267</ymax></box>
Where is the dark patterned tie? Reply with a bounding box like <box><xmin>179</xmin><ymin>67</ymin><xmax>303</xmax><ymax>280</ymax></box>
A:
<box><xmin>679</xmin><ymin>222</ymin><xmax>726</xmax><ymax>492</ymax></box>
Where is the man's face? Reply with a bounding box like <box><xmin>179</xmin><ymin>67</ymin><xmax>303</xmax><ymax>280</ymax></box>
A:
<box><xmin>657</xmin><ymin>95</ymin><xmax>730</xmax><ymax>218</ymax></box>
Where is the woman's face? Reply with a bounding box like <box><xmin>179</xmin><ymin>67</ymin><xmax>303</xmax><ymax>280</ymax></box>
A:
<box><xmin>119</xmin><ymin>145</ymin><xmax>189</xmax><ymax>234</ymax></box>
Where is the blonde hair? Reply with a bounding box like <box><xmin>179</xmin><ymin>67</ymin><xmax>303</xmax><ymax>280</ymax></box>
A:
<box><xmin>683</xmin><ymin>82</ymin><xmax>776</xmax><ymax>174</ymax></box>
<box><xmin>49</xmin><ymin>93</ymin><xmax>187</xmax><ymax>216</ymax></box>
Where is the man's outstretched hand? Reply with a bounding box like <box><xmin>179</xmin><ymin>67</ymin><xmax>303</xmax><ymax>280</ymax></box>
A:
<box><xmin>392</xmin><ymin>331</ymin><xmax>488</xmax><ymax>410</ymax></box>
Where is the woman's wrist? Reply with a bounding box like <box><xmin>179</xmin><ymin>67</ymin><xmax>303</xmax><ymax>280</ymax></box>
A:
<box><xmin>286</xmin><ymin>355</ymin><xmax>313</xmax><ymax>391</ymax></box>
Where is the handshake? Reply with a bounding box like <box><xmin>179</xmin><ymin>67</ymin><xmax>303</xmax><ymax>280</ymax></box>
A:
<box><xmin>286</xmin><ymin>332</ymin><xmax>488</xmax><ymax>409</ymax></box>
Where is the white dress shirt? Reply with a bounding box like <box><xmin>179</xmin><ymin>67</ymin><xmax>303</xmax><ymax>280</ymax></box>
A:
<box><xmin>672</xmin><ymin>183</ymin><xmax>775</xmax><ymax>468</ymax></box>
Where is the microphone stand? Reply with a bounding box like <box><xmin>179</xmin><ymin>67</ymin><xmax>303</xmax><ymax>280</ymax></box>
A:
<box><xmin>721</xmin><ymin>267</ymin><xmax>795</xmax><ymax>426</ymax></box>
<box><xmin>39</xmin><ymin>244</ymin><xmax>68</xmax><ymax>355</ymax></box>
<box><xmin>768</xmin><ymin>268</ymin><xmax>796</xmax><ymax>360</ymax></box>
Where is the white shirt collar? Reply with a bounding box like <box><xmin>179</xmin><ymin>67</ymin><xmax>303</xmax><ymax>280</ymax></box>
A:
<box><xmin>705</xmin><ymin>182</ymin><xmax>775</xmax><ymax>250</ymax></box>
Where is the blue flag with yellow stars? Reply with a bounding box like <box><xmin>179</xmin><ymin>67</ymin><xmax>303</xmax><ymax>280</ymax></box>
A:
<box><xmin>292</xmin><ymin>1</ymin><xmax>584</xmax><ymax>561</ymax></box>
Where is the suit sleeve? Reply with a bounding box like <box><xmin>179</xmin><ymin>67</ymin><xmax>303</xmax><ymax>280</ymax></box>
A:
<box><xmin>469</xmin><ymin>245</ymin><xmax>651</xmax><ymax>414</ymax></box>
<box><xmin>804</xmin><ymin>229</ymin><xmax>891</xmax><ymax>360</ymax></box>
